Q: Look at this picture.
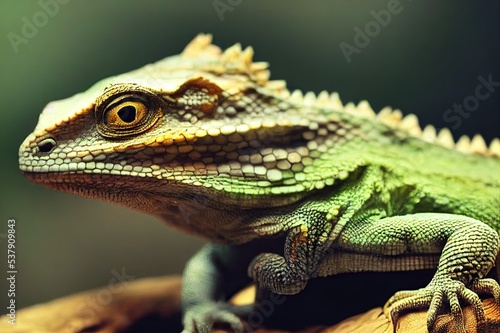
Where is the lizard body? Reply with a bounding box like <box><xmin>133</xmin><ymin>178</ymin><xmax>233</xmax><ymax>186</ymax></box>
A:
<box><xmin>19</xmin><ymin>34</ymin><xmax>500</xmax><ymax>332</ymax></box>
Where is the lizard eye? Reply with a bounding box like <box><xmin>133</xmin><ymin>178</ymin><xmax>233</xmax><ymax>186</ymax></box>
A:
<box><xmin>96</xmin><ymin>92</ymin><xmax>164</xmax><ymax>139</ymax></box>
<box><xmin>105</xmin><ymin>100</ymin><xmax>147</xmax><ymax>127</ymax></box>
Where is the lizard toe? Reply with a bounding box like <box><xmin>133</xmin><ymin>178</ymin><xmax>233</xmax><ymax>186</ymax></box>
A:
<box><xmin>385</xmin><ymin>288</ymin><xmax>434</xmax><ymax>331</ymax></box>
<box><xmin>385</xmin><ymin>277</ymin><xmax>493</xmax><ymax>333</ymax></box>
<box><xmin>470</xmin><ymin>278</ymin><xmax>500</xmax><ymax>304</ymax></box>
<box><xmin>182</xmin><ymin>303</ymin><xmax>246</xmax><ymax>333</ymax></box>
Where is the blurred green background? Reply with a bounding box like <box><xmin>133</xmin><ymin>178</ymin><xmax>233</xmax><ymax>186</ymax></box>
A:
<box><xmin>0</xmin><ymin>0</ymin><xmax>498</xmax><ymax>314</ymax></box>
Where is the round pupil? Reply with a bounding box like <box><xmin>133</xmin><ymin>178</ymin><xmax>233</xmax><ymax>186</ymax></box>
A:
<box><xmin>117</xmin><ymin>105</ymin><xmax>137</xmax><ymax>123</ymax></box>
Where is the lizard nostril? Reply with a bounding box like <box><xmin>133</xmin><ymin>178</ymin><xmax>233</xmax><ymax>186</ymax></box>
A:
<box><xmin>37</xmin><ymin>137</ymin><xmax>56</xmax><ymax>153</ymax></box>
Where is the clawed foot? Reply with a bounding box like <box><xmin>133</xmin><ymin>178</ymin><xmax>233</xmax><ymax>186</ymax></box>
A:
<box><xmin>383</xmin><ymin>277</ymin><xmax>500</xmax><ymax>333</ymax></box>
<box><xmin>182</xmin><ymin>303</ymin><xmax>252</xmax><ymax>333</ymax></box>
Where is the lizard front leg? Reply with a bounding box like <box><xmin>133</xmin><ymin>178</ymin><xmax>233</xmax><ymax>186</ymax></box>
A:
<box><xmin>248</xmin><ymin>166</ymin><xmax>384</xmax><ymax>296</ymax></box>
<box><xmin>339</xmin><ymin>212</ymin><xmax>500</xmax><ymax>333</ymax></box>
<box><xmin>249</xmin><ymin>209</ymin><xmax>334</xmax><ymax>295</ymax></box>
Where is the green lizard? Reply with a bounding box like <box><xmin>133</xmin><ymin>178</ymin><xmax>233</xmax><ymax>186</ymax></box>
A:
<box><xmin>19</xmin><ymin>34</ymin><xmax>500</xmax><ymax>333</ymax></box>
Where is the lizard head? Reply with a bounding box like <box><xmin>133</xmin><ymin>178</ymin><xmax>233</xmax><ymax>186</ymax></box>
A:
<box><xmin>19</xmin><ymin>34</ymin><xmax>337</xmax><ymax>237</ymax></box>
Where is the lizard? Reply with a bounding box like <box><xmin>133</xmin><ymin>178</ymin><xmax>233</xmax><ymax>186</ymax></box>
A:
<box><xmin>18</xmin><ymin>34</ymin><xmax>500</xmax><ymax>333</ymax></box>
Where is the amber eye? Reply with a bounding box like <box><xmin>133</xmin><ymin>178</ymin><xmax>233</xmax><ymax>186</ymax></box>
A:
<box><xmin>105</xmin><ymin>101</ymin><xmax>147</xmax><ymax>127</ymax></box>
<box><xmin>96</xmin><ymin>90</ymin><xmax>164</xmax><ymax>139</ymax></box>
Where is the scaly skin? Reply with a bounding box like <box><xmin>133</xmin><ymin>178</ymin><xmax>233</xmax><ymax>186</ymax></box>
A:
<box><xmin>19</xmin><ymin>34</ymin><xmax>500</xmax><ymax>332</ymax></box>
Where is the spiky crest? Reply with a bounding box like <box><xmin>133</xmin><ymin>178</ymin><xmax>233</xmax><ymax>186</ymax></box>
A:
<box><xmin>182</xmin><ymin>34</ymin><xmax>499</xmax><ymax>158</ymax></box>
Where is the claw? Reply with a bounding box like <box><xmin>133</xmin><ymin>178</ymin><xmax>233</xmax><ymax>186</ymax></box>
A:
<box><xmin>385</xmin><ymin>288</ymin><xmax>432</xmax><ymax>322</ymax></box>
<box><xmin>385</xmin><ymin>277</ymin><xmax>499</xmax><ymax>333</ymax></box>
<box><xmin>182</xmin><ymin>303</ymin><xmax>246</xmax><ymax>333</ymax></box>
<box><xmin>471</xmin><ymin>278</ymin><xmax>500</xmax><ymax>303</ymax></box>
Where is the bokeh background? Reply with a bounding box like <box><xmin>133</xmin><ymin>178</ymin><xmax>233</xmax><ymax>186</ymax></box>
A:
<box><xmin>0</xmin><ymin>0</ymin><xmax>499</xmax><ymax>315</ymax></box>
